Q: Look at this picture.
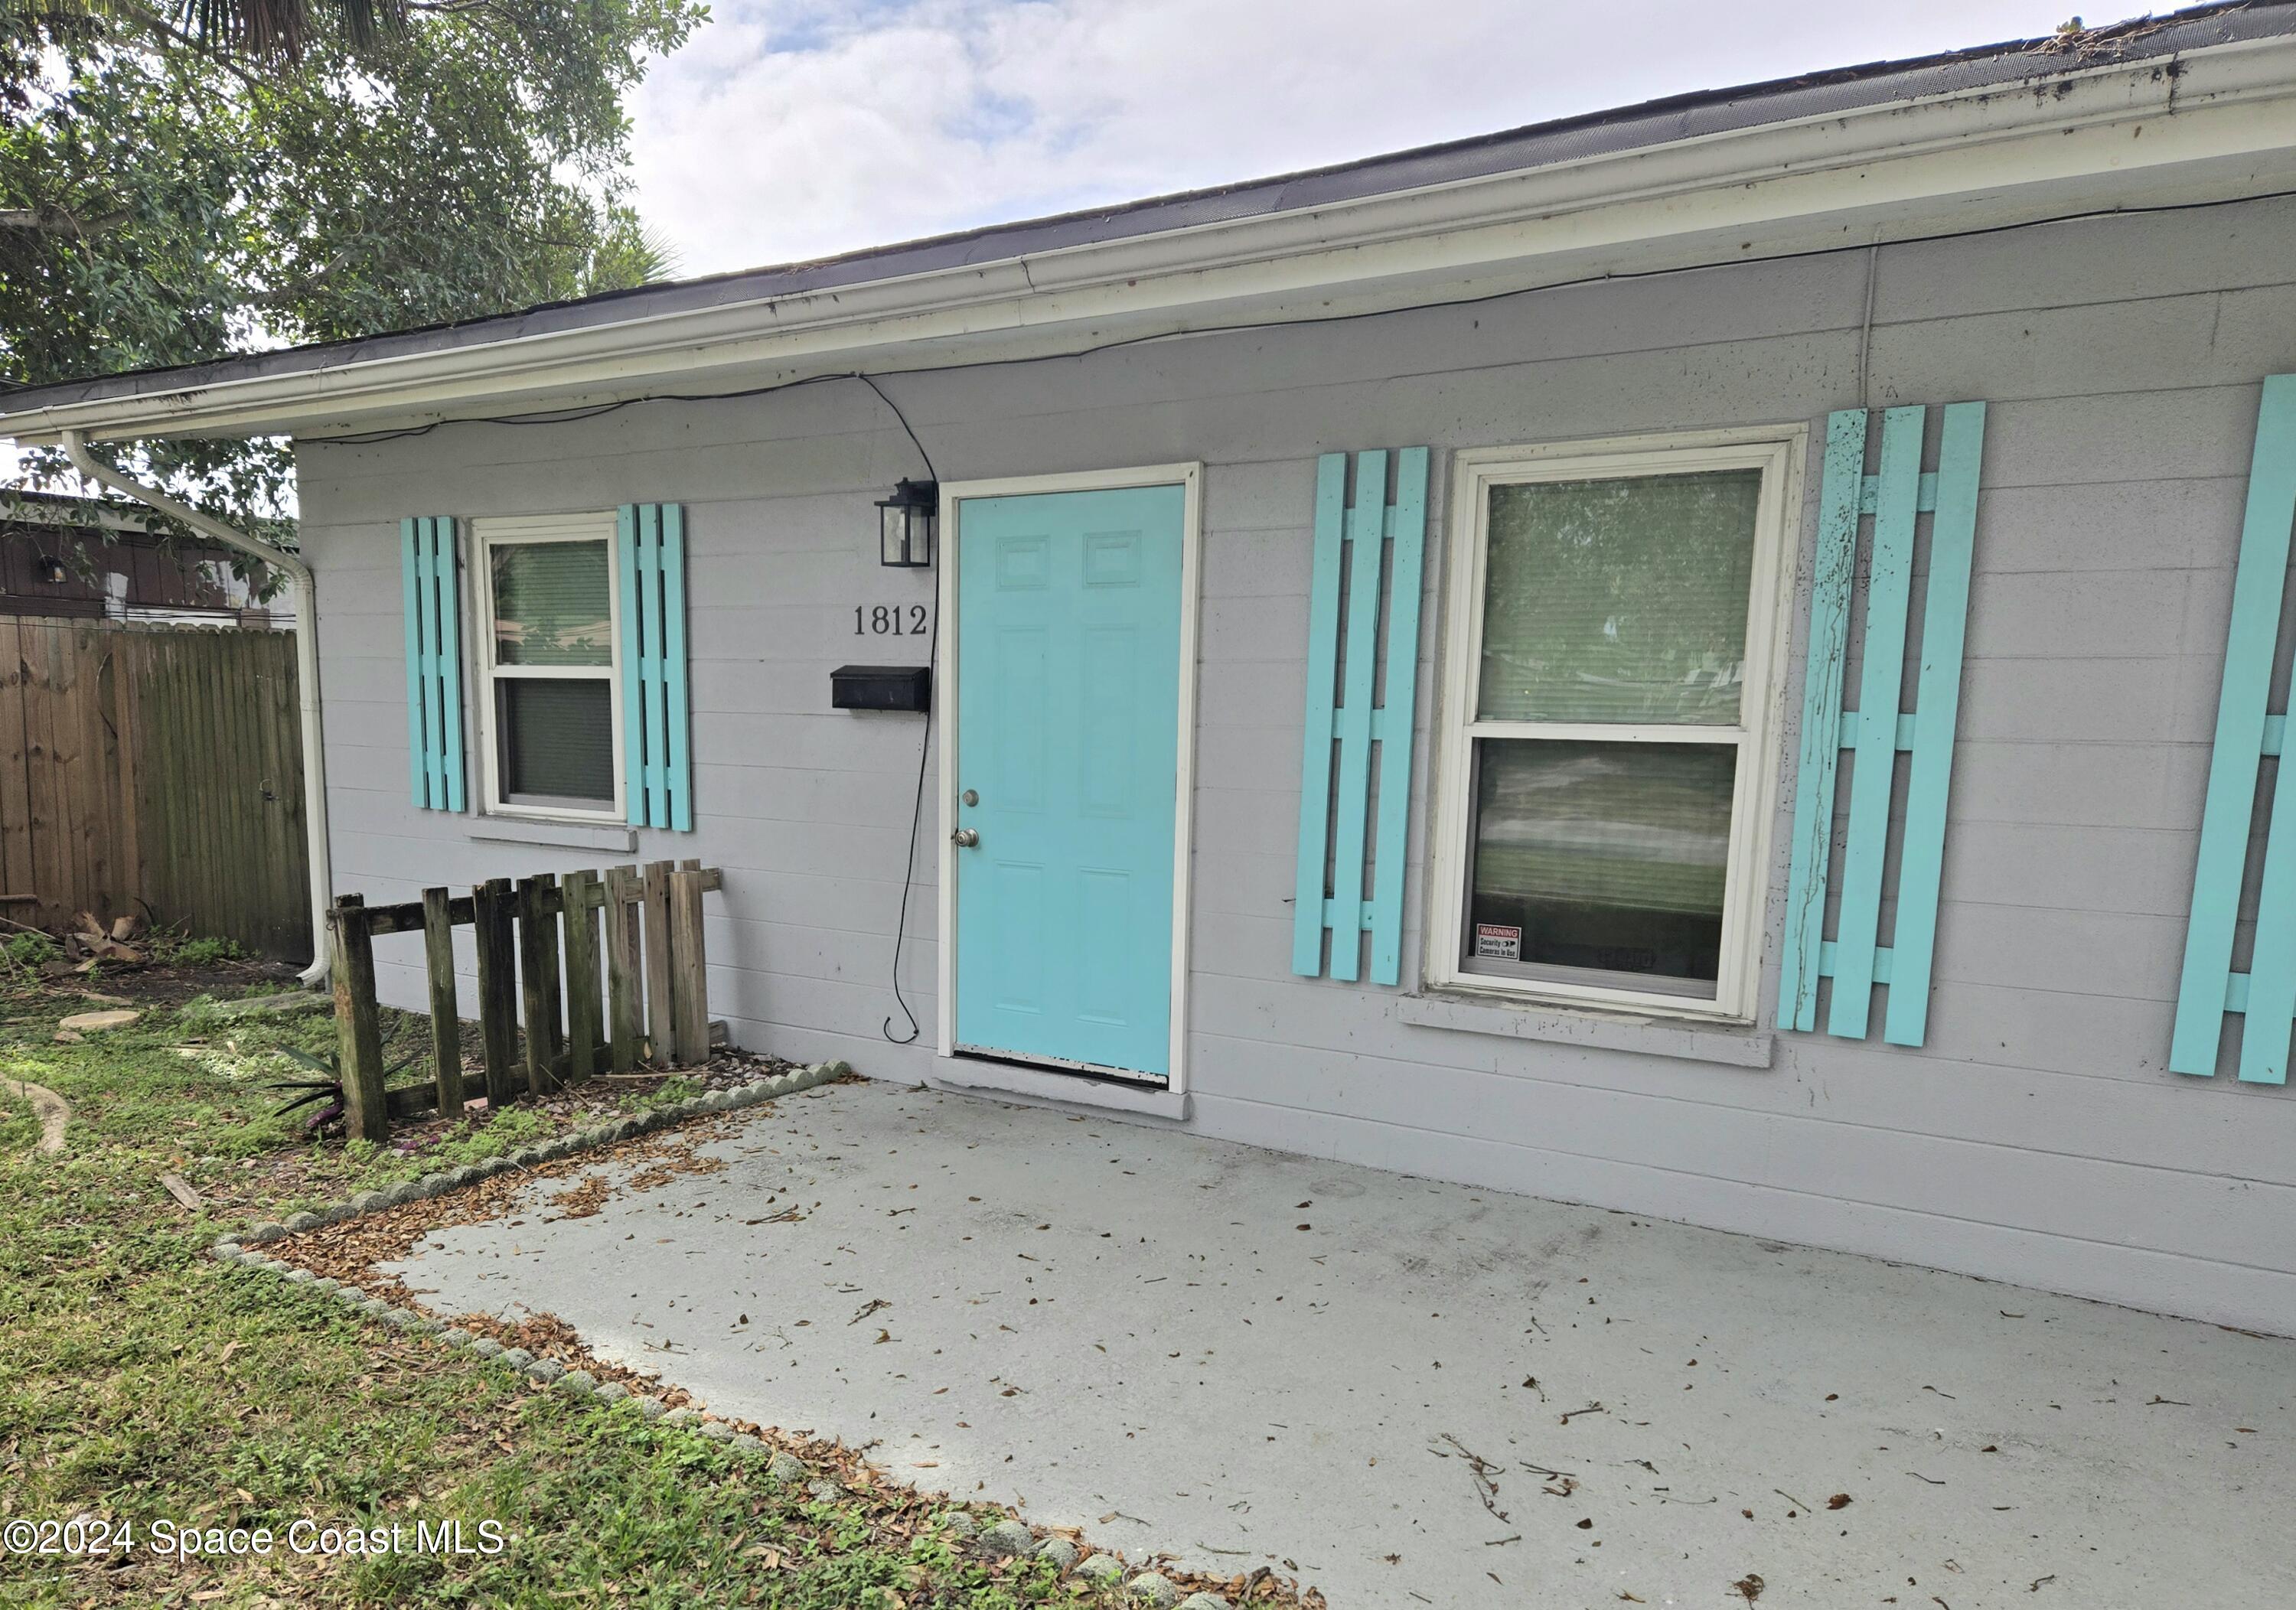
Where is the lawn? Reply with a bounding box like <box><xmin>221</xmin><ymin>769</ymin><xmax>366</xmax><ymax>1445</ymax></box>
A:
<box><xmin>0</xmin><ymin>959</ymin><xmax>1204</xmax><ymax>1608</ymax></box>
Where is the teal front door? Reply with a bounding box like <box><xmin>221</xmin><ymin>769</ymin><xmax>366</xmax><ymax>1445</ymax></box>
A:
<box><xmin>953</xmin><ymin>483</ymin><xmax>1187</xmax><ymax>1079</ymax></box>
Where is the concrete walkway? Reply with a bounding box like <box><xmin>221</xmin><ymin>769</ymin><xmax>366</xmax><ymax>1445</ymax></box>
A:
<box><xmin>388</xmin><ymin>1080</ymin><xmax>2293</xmax><ymax>1609</ymax></box>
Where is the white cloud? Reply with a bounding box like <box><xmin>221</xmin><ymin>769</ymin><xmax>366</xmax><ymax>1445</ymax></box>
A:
<box><xmin>629</xmin><ymin>0</ymin><xmax>2086</xmax><ymax>278</ymax></box>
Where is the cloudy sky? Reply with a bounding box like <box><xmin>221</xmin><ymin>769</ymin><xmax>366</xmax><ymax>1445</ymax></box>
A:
<box><xmin>627</xmin><ymin>0</ymin><xmax>2090</xmax><ymax>279</ymax></box>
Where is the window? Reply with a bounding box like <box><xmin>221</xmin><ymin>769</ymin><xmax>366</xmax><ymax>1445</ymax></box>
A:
<box><xmin>1427</xmin><ymin>431</ymin><xmax>1800</xmax><ymax>1020</ymax></box>
<box><xmin>473</xmin><ymin>512</ymin><xmax>622</xmax><ymax>820</ymax></box>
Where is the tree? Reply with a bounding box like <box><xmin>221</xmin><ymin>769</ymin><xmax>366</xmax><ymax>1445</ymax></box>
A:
<box><xmin>0</xmin><ymin>0</ymin><xmax>704</xmax><ymax>543</ymax></box>
<box><xmin>28</xmin><ymin>2</ymin><xmax>411</xmax><ymax>64</ymax></box>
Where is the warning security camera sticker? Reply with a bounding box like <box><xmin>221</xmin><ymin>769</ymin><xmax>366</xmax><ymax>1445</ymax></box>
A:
<box><xmin>1473</xmin><ymin>924</ymin><xmax>1521</xmax><ymax>961</ymax></box>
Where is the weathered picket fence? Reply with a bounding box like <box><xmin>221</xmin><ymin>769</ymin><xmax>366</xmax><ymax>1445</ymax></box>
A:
<box><xmin>327</xmin><ymin>859</ymin><xmax>722</xmax><ymax>1142</ymax></box>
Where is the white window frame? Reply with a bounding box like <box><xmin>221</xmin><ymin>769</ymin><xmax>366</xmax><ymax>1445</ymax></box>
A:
<box><xmin>470</xmin><ymin>510</ymin><xmax>625</xmax><ymax>824</ymax></box>
<box><xmin>1425</xmin><ymin>425</ymin><xmax>1805</xmax><ymax>1023</ymax></box>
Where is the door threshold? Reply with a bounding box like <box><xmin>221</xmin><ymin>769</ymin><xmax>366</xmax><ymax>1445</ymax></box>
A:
<box><xmin>932</xmin><ymin>1052</ymin><xmax>1189</xmax><ymax>1122</ymax></box>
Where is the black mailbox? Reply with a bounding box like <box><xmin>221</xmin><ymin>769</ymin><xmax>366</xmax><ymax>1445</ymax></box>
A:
<box><xmin>831</xmin><ymin>663</ymin><xmax>932</xmax><ymax>712</ymax></box>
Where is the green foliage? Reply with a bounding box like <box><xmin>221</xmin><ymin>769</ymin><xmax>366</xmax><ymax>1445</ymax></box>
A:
<box><xmin>635</xmin><ymin>1073</ymin><xmax>701</xmax><ymax>1110</ymax></box>
<box><xmin>1</xmin><ymin>0</ymin><xmax>705</xmax><ymax>537</ymax></box>
<box><xmin>421</xmin><ymin>1103</ymin><xmax>550</xmax><ymax>1168</ymax></box>
<box><xmin>21</xmin><ymin>5</ymin><xmax>412</xmax><ymax>64</ymax></box>
<box><xmin>5</xmin><ymin>930</ymin><xmax>59</xmax><ymax>967</ymax></box>
<box><xmin>157</xmin><ymin>931</ymin><xmax>243</xmax><ymax>966</ymax></box>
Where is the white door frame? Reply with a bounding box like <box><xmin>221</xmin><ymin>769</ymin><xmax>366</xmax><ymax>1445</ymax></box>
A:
<box><xmin>934</xmin><ymin>462</ymin><xmax>1204</xmax><ymax>1095</ymax></box>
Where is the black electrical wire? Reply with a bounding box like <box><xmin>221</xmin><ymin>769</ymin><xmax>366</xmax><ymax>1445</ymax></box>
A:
<box><xmin>857</xmin><ymin>373</ymin><xmax>939</xmax><ymax>1046</ymax></box>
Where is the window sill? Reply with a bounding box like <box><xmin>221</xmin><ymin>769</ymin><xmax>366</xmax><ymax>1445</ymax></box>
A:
<box><xmin>1397</xmin><ymin>990</ymin><xmax>1774</xmax><ymax>1069</ymax></box>
<box><xmin>466</xmin><ymin>816</ymin><xmax>638</xmax><ymax>854</ymax></box>
<box><xmin>931</xmin><ymin>1054</ymin><xmax>1191</xmax><ymax>1121</ymax></box>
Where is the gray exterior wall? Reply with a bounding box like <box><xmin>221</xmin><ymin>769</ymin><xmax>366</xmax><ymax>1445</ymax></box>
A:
<box><xmin>297</xmin><ymin>194</ymin><xmax>2296</xmax><ymax>1337</ymax></box>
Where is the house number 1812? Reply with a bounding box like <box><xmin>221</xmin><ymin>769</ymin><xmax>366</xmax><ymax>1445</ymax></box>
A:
<box><xmin>855</xmin><ymin>605</ymin><xmax>929</xmax><ymax>636</ymax></box>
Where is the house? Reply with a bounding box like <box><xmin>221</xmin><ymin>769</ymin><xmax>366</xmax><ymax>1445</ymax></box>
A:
<box><xmin>5</xmin><ymin>4</ymin><xmax>2295</xmax><ymax>1336</ymax></box>
<box><xmin>0</xmin><ymin>490</ymin><xmax>284</xmax><ymax>626</ymax></box>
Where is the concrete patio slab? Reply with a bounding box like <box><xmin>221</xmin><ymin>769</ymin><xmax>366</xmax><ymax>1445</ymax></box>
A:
<box><xmin>387</xmin><ymin>1080</ymin><xmax>2293</xmax><ymax>1609</ymax></box>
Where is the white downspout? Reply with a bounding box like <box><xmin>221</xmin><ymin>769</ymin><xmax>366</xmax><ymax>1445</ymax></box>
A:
<box><xmin>62</xmin><ymin>430</ymin><xmax>334</xmax><ymax>986</ymax></box>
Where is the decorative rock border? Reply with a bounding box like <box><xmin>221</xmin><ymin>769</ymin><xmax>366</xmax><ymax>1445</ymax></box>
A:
<box><xmin>204</xmin><ymin>1055</ymin><xmax>1242</xmax><ymax>1609</ymax></box>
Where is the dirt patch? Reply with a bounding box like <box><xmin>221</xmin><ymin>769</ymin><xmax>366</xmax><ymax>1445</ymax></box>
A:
<box><xmin>44</xmin><ymin>956</ymin><xmax>302</xmax><ymax>1009</ymax></box>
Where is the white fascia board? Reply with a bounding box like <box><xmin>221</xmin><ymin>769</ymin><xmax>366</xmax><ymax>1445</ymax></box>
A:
<box><xmin>10</xmin><ymin>31</ymin><xmax>2296</xmax><ymax>446</ymax></box>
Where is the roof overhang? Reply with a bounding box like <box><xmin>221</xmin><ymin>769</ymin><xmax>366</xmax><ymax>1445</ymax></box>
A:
<box><xmin>8</xmin><ymin>20</ymin><xmax>2296</xmax><ymax>447</ymax></box>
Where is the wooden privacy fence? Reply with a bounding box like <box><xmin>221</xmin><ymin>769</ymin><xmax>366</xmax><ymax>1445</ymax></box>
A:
<box><xmin>131</xmin><ymin>626</ymin><xmax>308</xmax><ymax>958</ymax></box>
<box><xmin>0</xmin><ymin>616</ymin><xmax>308</xmax><ymax>955</ymax></box>
<box><xmin>328</xmin><ymin>859</ymin><xmax>722</xmax><ymax>1142</ymax></box>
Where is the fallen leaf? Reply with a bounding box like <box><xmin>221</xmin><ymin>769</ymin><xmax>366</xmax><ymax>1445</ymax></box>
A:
<box><xmin>1733</xmin><ymin>1574</ymin><xmax>1765</xmax><ymax>1602</ymax></box>
<box><xmin>1828</xmin><ymin>1494</ymin><xmax>1852</xmax><ymax>1510</ymax></box>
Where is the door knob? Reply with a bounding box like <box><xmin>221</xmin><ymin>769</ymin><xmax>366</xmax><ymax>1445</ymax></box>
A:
<box><xmin>952</xmin><ymin>827</ymin><xmax>980</xmax><ymax>848</ymax></box>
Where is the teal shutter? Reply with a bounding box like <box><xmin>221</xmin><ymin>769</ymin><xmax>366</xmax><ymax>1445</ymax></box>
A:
<box><xmin>399</xmin><ymin>516</ymin><xmax>465</xmax><ymax>811</ymax></box>
<box><xmin>618</xmin><ymin>503</ymin><xmax>692</xmax><ymax>831</ymax></box>
<box><xmin>2170</xmin><ymin>375</ymin><xmax>2296</xmax><ymax>1083</ymax></box>
<box><xmin>1292</xmin><ymin>448</ymin><xmax>1429</xmax><ymax>986</ymax></box>
<box><xmin>1776</xmin><ymin>402</ymin><xmax>1985</xmax><ymax>1046</ymax></box>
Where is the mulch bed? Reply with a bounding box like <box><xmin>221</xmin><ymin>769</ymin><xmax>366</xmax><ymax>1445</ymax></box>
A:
<box><xmin>372</xmin><ymin>1045</ymin><xmax>807</xmax><ymax>1158</ymax></box>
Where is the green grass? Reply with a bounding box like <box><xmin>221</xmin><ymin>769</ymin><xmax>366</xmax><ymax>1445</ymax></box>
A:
<box><xmin>0</xmin><ymin>973</ymin><xmax>1155</xmax><ymax>1608</ymax></box>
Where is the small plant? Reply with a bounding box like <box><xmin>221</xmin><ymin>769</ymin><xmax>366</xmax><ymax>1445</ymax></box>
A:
<box><xmin>4</xmin><ymin>931</ymin><xmax>57</xmax><ymax>969</ymax></box>
<box><xmin>636</xmin><ymin>1075</ymin><xmax>703</xmax><ymax>1111</ymax></box>
<box><xmin>161</xmin><ymin>934</ymin><xmax>243</xmax><ymax>966</ymax></box>
<box><xmin>427</xmin><ymin>1105</ymin><xmax>551</xmax><ymax>1168</ymax></box>
<box><xmin>268</xmin><ymin>1043</ymin><xmax>417</xmax><ymax>1134</ymax></box>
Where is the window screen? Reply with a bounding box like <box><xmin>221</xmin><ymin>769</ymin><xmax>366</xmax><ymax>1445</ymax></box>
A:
<box><xmin>1459</xmin><ymin>463</ymin><xmax>1767</xmax><ymax>1001</ymax></box>
<box><xmin>1477</xmin><ymin>470</ymin><xmax>1760</xmax><ymax>726</ymax></box>
<box><xmin>492</xmin><ymin>540</ymin><xmax>612</xmax><ymax>666</ymax></box>
<box><xmin>1468</xmin><ymin>738</ymin><xmax>1735</xmax><ymax>995</ymax></box>
<box><xmin>496</xmin><ymin>678</ymin><xmax>615</xmax><ymax>805</ymax></box>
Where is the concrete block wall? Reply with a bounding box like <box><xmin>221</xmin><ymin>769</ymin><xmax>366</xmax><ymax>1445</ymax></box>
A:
<box><xmin>298</xmin><ymin>194</ymin><xmax>2296</xmax><ymax>1335</ymax></box>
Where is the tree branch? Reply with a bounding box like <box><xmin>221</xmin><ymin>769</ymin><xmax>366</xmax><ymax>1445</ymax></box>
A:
<box><xmin>0</xmin><ymin>206</ymin><xmax>130</xmax><ymax>236</ymax></box>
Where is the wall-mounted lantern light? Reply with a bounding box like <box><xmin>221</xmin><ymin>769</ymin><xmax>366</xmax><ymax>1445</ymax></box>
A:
<box><xmin>876</xmin><ymin>478</ymin><xmax>938</xmax><ymax>569</ymax></box>
<box><xmin>33</xmin><ymin>555</ymin><xmax>67</xmax><ymax>585</ymax></box>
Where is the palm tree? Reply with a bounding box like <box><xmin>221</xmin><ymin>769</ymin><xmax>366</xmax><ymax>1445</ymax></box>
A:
<box><xmin>172</xmin><ymin>0</ymin><xmax>405</xmax><ymax>57</ymax></box>
<box><xmin>24</xmin><ymin>2</ymin><xmax>406</xmax><ymax>60</ymax></box>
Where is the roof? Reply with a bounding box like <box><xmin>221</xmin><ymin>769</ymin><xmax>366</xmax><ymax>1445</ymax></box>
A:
<box><xmin>0</xmin><ymin>489</ymin><xmax>160</xmax><ymax>532</ymax></box>
<box><xmin>5</xmin><ymin>0</ymin><xmax>2292</xmax><ymax>432</ymax></box>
